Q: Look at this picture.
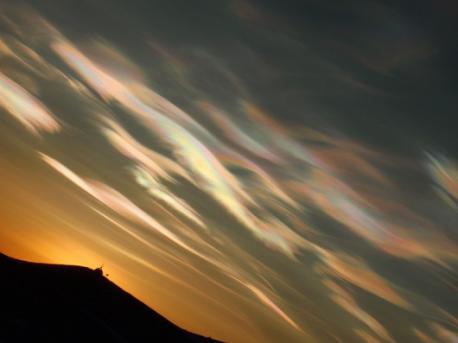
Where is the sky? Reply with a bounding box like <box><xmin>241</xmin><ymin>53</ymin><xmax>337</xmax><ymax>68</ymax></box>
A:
<box><xmin>0</xmin><ymin>1</ymin><xmax>457</xmax><ymax>342</ymax></box>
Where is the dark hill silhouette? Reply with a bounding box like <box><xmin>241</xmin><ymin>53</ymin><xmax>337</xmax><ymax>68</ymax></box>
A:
<box><xmin>0</xmin><ymin>253</ymin><xmax>222</xmax><ymax>342</ymax></box>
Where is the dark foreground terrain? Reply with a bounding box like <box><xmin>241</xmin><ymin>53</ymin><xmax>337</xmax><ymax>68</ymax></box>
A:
<box><xmin>0</xmin><ymin>253</ymin><xmax>221</xmax><ymax>342</ymax></box>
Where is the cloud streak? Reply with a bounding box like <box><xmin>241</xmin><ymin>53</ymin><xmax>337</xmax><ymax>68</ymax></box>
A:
<box><xmin>0</xmin><ymin>72</ymin><xmax>60</xmax><ymax>135</ymax></box>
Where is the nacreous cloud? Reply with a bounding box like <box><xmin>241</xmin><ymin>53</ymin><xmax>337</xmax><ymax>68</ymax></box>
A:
<box><xmin>52</xmin><ymin>39</ymin><xmax>304</xmax><ymax>257</ymax></box>
<box><xmin>0</xmin><ymin>72</ymin><xmax>60</xmax><ymax>135</ymax></box>
<box><xmin>40</xmin><ymin>153</ymin><xmax>204</xmax><ymax>258</ymax></box>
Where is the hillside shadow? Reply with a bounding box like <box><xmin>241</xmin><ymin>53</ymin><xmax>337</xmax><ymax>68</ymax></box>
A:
<box><xmin>0</xmin><ymin>253</ymin><xmax>222</xmax><ymax>342</ymax></box>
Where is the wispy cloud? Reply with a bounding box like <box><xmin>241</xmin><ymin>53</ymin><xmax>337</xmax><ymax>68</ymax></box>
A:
<box><xmin>133</xmin><ymin>167</ymin><xmax>205</xmax><ymax>228</ymax></box>
<box><xmin>52</xmin><ymin>38</ymin><xmax>307</xmax><ymax>257</ymax></box>
<box><xmin>317</xmin><ymin>250</ymin><xmax>411</xmax><ymax>310</ymax></box>
<box><xmin>40</xmin><ymin>153</ymin><xmax>201</xmax><ymax>256</ymax></box>
<box><xmin>323</xmin><ymin>279</ymin><xmax>395</xmax><ymax>343</ymax></box>
<box><xmin>0</xmin><ymin>72</ymin><xmax>60</xmax><ymax>135</ymax></box>
<box><xmin>244</xmin><ymin>283</ymin><xmax>301</xmax><ymax>331</ymax></box>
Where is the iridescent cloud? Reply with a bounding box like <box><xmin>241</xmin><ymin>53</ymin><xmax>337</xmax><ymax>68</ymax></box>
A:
<box><xmin>101</xmin><ymin>117</ymin><xmax>192</xmax><ymax>183</ymax></box>
<box><xmin>0</xmin><ymin>72</ymin><xmax>60</xmax><ymax>135</ymax></box>
<box><xmin>323</xmin><ymin>279</ymin><xmax>395</xmax><ymax>343</ymax></box>
<box><xmin>52</xmin><ymin>39</ymin><xmax>304</xmax><ymax>256</ymax></box>
<box><xmin>133</xmin><ymin>167</ymin><xmax>205</xmax><ymax>228</ymax></box>
<box><xmin>355</xmin><ymin>330</ymin><xmax>383</xmax><ymax>343</ymax></box>
<box><xmin>427</xmin><ymin>154</ymin><xmax>458</xmax><ymax>209</ymax></box>
<box><xmin>317</xmin><ymin>249</ymin><xmax>411</xmax><ymax>309</ymax></box>
<box><xmin>244</xmin><ymin>283</ymin><xmax>301</xmax><ymax>331</ymax></box>
<box><xmin>40</xmin><ymin>154</ymin><xmax>201</xmax><ymax>256</ymax></box>
<box><xmin>199</xmin><ymin>101</ymin><xmax>282</xmax><ymax>163</ymax></box>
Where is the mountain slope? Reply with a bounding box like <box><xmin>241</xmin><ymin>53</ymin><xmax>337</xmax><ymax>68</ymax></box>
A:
<box><xmin>0</xmin><ymin>253</ymin><xmax>221</xmax><ymax>342</ymax></box>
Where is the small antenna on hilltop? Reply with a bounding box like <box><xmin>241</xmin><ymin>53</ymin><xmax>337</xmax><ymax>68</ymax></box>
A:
<box><xmin>94</xmin><ymin>263</ymin><xmax>104</xmax><ymax>276</ymax></box>
<box><xmin>94</xmin><ymin>264</ymin><xmax>109</xmax><ymax>278</ymax></box>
